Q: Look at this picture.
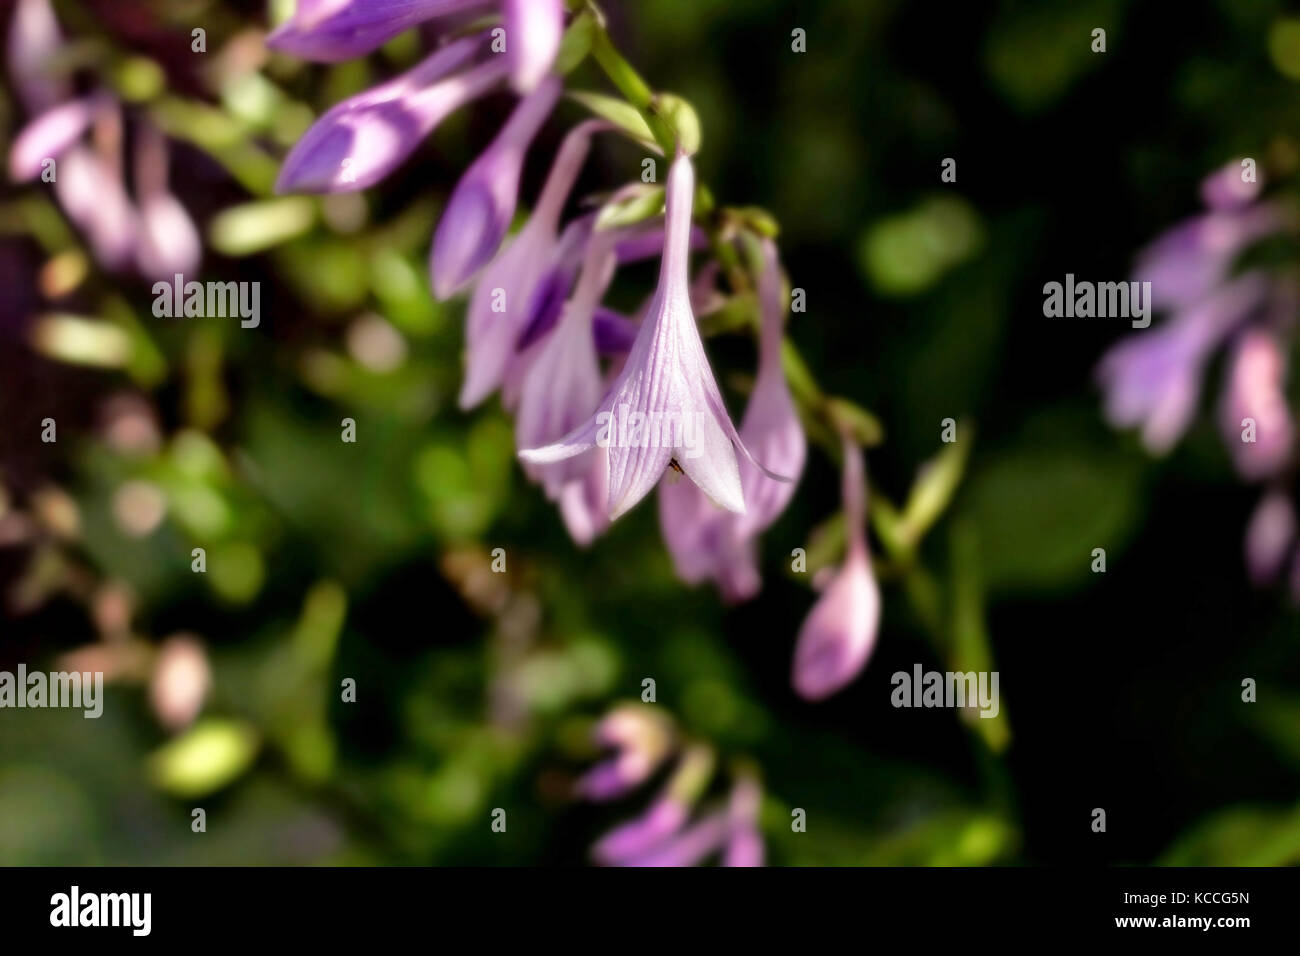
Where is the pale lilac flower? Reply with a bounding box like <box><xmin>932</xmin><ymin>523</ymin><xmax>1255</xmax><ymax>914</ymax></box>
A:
<box><xmin>430</xmin><ymin>74</ymin><xmax>562</xmax><ymax>298</ymax></box>
<box><xmin>733</xmin><ymin>239</ymin><xmax>806</xmax><ymax>538</ymax></box>
<box><xmin>266</xmin><ymin>0</ymin><xmax>488</xmax><ymax>63</ymax></box>
<box><xmin>8</xmin><ymin>95</ymin><xmax>102</xmax><ymax>181</ymax></box>
<box><xmin>1135</xmin><ymin>205</ymin><xmax>1280</xmax><ymax>313</ymax></box>
<box><xmin>659</xmin><ymin>238</ymin><xmax>804</xmax><ymax>601</ymax></box>
<box><xmin>1219</xmin><ymin>327</ymin><xmax>1293</xmax><ymax>480</ymax></box>
<box><xmin>55</xmin><ymin>145</ymin><xmax>137</xmax><ymax>272</ymax></box>
<box><xmin>458</xmin><ymin>120</ymin><xmax>600</xmax><ymax>408</ymax></box>
<box><xmin>1098</xmin><ymin>272</ymin><xmax>1268</xmax><ymax>454</ymax></box>
<box><xmin>792</xmin><ymin>436</ymin><xmax>881</xmax><ymax>700</ymax></box>
<box><xmin>515</xmin><ymin>234</ymin><xmax>616</xmax><ymax>495</ymax></box>
<box><xmin>520</xmin><ymin>153</ymin><xmax>784</xmax><ymax>520</ymax></box>
<box><xmin>1201</xmin><ymin>159</ymin><xmax>1263</xmax><ymax>212</ymax></box>
<box><xmin>133</xmin><ymin>125</ymin><xmax>201</xmax><ymax>281</ymax></box>
<box><xmin>575</xmin><ymin>705</ymin><xmax>672</xmax><ymax>802</ymax></box>
<box><xmin>7</xmin><ymin>0</ymin><xmax>67</xmax><ymax>110</ymax></box>
<box><xmin>723</xmin><ymin>776</ymin><xmax>764</xmax><ymax>867</ymax></box>
<box><xmin>592</xmin><ymin>796</ymin><xmax>691</xmax><ymax>864</ymax></box>
<box><xmin>503</xmin><ymin>0</ymin><xmax>564</xmax><ymax>93</ymax></box>
<box><xmin>618</xmin><ymin>811</ymin><xmax>730</xmax><ymax>867</ymax></box>
<box><xmin>276</xmin><ymin>36</ymin><xmax>499</xmax><ymax>194</ymax></box>
<box><xmin>1245</xmin><ymin>490</ymin><xmax>1295</xmax><ymax>585</ymax></box>
<box><xmin>556</xmin><ymin>450</ymin><xmax>611</xmax><ymax>547</ymax></box>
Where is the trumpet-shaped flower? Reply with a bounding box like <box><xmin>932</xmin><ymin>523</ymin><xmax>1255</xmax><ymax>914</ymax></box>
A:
<box><xmin>457</xmin><ymin>119</ymin><xmax>600</xmax><ymax>407</ymax></box>
<box><xmin>277</xmin><ymin>36</ymin><xmax>499</xmax><ymax>194</ymax></box>
<box><xmin>659</xmin><ymin>238</ymin><xmax>804</xmax><ymax>600</ymax></box>
<box><xmin>515</xmin><ymin>234</ymin><xmax>616</xmax><ymax>494</ymax></box>
<box><xmin>503</xmin><ymin>0</ymin><xmax>564</xmax><ymax>93</ymax></box>
<box><xmin>792</xmin><ymin>436</ymin><xmax>881</xmax><ymax>700</ymax></box>
<box><xmin>520</xmin><ymin>153</ymin><xmax>783</xmax><ymax>520</ymax></box>
<box><xmin>430</xmin><ymin>75</ymin><xmax>561</xmax><ymax>298</ymax></box>
<box><xmin>266</xmin><ymin>0</ymin><xmax>486</xmax><ymax>63</ymax></box>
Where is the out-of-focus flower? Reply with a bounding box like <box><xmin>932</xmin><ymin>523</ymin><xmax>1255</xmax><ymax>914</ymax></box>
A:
<box><xmin>579</xmin><ymin>707</ymin><xmax>766</xmax><ymax>867</ymax></box>
<box><xmin>1219</xmin><ymin>327</ymin><xmax>1293</xmax><ymax>480</ymax></box>
<box><xmin>431</xmin><ymin>75</ymin><xmax>562</xmax><ymax>298</ymax></box>
<box><xmin>149</xmin><ymin>634</ymin><xmax>212</xmax><ymax>731</ymax></box>
<box><xmin>1245</xmin><ymin>490</ymin><xmax>1295</xmax><ymax>585</ymax></box>
<box><xmin>459</xmin><ymin>121</ymin><xmax>602</xmax><ymax>409</ymax></box>
<box><xmin>266</xmin><ymin>0</ymin><xmax>488</xmax><ymax>63</ymax></box>
<box><xmin>1098</xmin><ymin>159</ymin><xmax>1300</xmax><ymax>591</ymax></box>
<box><xmin>574</xmin><ymin>704</ymin><xmax>673</xmax><ymax>801</ymax></box>
<box><xmin>276</xmin><ymin>36</ymin><xmax>498</xmax><ymax>194</ymax></box>
<box><xmin>5</xmin><ymin>0</ymin><xmax>202</xmax><ymax>280</ymax></box>
<box><xmin>503</xmin><ymin>0</ymin><xmax>564</xmax><ymax>93</ymax></box>
<box><xmin>792</xmin><ymin>435</ymin><xmax>881</xmax><ymax>700</ymax></box>
<box><xmin>1098</xmin><ymin>273</ymin><xmax>1268</xmax><ymax>455</ymax></box>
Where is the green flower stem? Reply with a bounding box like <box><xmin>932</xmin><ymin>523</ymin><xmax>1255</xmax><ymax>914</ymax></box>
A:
<box><xmin>587</xmin><ymin>15</ymin><xmax>678</xmax><ymax>154</ymax></box>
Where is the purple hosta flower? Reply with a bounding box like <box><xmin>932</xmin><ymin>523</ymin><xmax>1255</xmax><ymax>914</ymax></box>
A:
<box><xmin>515</xmin><ymin>234</ymin><xmax>616</xmax><ymax>495</ymax></box>
<box><xmin>556</xmin><ymin>449</ymin><xmax>611</xmax><ymax>547</ymax></box>
<box><xmin>276</xmin><ymin>36</ymin><xmax>501</xmax><ymax>194</ymax></box>
<box><xmin>520</xmin><ymin>153</ymin><xmax>786</xmax><ymax>520</ymax></box>
<box><xmin>659</xmin><ymin>239</ymin><xmax>805</xmax><ymax>601</ymax></box>
<box><xmin>1219</xmin><ymin>327</ymin><xmax>1293</xmax><ymax>480</ymax></box>
<box><xmin>458</xmin><ymin>121</ymin><xmax>601</xmax><ymax>409</ymax></box>
<box><xmin>7</xmin><ymin>0</ymin><xmax>66</xmax><ymax>110</ymax></box>
<box><xmin>503</xmin><ymin>0</ymin><xmax>564</xmax><ymax>93</ymax></box>
<box><xmin>8</xmin><ymin>95</ymin><xmax>103</xmax><ymax>182</ymax></box>
<box><xmin>1134</xmin><ymin>160</ymin><xmax>1282</xmax><ymax>314</ymax></box>
<box><xmin>1245</xmin><ymin>490</ymin><xmax>1295</xmax><ymax>585</ymax></box>
<box><xmin>55</xmin><ymin>144</ymin><xmax>138</xmax><ymax>273</ymax></box>
<box><xmin>133</xmin><ymin>125</ymin><xmax>201</xmax><ymax>281</ymax></box>
<box><xmin>595</xmin><ymin>765</ymin><xmax>766</xmax><ymax>867</ymax></box>
<box><xmin>430</xmin><ymin>74</ymin><xmax>562</xmax><ymax>298</ymax></box>
<box><xmin>723</xmin><ymin>776</ymin><xmax>764</xmax><ymax>867</ymax></box>
<box><xmin>575</xmin><ymin>705</ymin><xmax>673</xmax><ymax>802</ymax></box>
<box><xmin>1201</xmin><ymin>160</ymin><xmax>1263</xmax><ymax>212</ymax></box>
<box><xmin>792</xmin><ymin>436</ymin><xmax>881</xmax><ymax>700</ymax></box>
<box><xmin>266</xmin><ymin>0</ymin><xmax>489</xmax><ymax>63</ymax></box>
<box><xmin>1098</xmin><ymin>272</ymin><xmax>1268</xmax><ymax>454</ymax></box>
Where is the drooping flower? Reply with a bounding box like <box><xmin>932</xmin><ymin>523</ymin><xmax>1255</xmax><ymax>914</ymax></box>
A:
<box><xmin>430</xmin><ymin>74</ymin><xmax>562</xmax><ymax>298</ymax></box>
<box><xmin>791</xmin><ymin>435</ymin><xmax>881</xmax><ymax>700</ymax></box>
<box><xmin>514</xmin><ymin>232</ymin><xmax>616</xmax><ymax>495</ymax></box>
<box><xmin>658</xmin><ymin>237</ymin><xmax>805</xmax><ymax>601</ymax></box>
<box><xmin>276</xmin><ymin>36</ymin><xmax>499</xmax><ymax>194</ymax></box>
<box><xmin>458</xmin><ymin>119</ymin><xmax>601</xmax><ymax>408</ymax></box>
<box><xmin>1219</xmin><ymin>326</ymin><xmax>1293</xmax><ymax>480</ymax></box>
<box><xmin>1245</xmin><ymin>490</ymin><xmax>1295</xmax><ymax>585</ymax></box>
<box><xmin>7</xmin><ymin>0</ymin><xmax>66</xmax><ymax>110</ymax></box>
<box><xmin>266</xmin><ymin>0</ymin><xmax>488</xmax><ymax>63</ymax></box>
<box><xmin>133</xmin><ymin>125</ymin><xmax>201</xmax><ymax>281</ymax></box>
<box><xmin>520</xmin><ymin>152</ymin><xmax>784</xmax><ymax>520</ymax></box>
<box><xmin>574</xmin><ymin>704</ymin><xmax>673</xmax><ymax>802</ymax></box>
<box><xmin>8</xmin><ymin>95</ymin><xmax>102</xmax><ymax>182</ymax></box>
<box><xmin>503</xmin><ymin>0</ymin><xmax>564</xmax><ymax>93</ymax></box>
<box><xmin>1098</xmin><ymin>272</ymin><xmax>1268</xmax><ymax>454</ymax></box>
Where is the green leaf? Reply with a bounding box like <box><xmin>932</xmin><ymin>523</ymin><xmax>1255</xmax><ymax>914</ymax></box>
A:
<box><xmin>567</xmin><ymin>90</ymin><xmax>657</xmax><ymax>149</ymax></box>
<box><xmin>555</xmin><ymin>10</ymin><xmax>596</xmax><ymax>74</ymax></box>
<box><xmin>593</xmin><ymin>184</ymin><xmax>665</xmax><ymax>230</ymax></box>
